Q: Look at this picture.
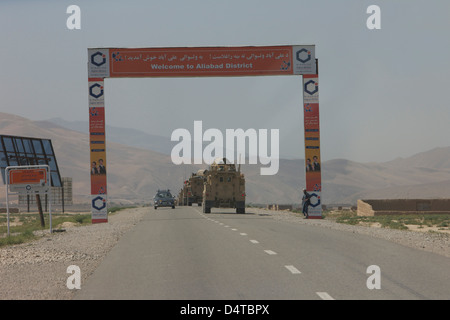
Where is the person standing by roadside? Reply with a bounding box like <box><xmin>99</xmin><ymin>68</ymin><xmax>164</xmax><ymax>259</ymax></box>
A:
<box><xmin>301</xmin><ymin>188</ymin><xmax>311</xmax><ymax>218</ymax></box>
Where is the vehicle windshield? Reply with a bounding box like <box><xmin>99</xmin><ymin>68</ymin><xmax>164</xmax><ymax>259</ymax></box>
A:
<box><xmin>156</xmin><ymin>192</ymin><xmax>172</xmax><ymax>198</ymax></box>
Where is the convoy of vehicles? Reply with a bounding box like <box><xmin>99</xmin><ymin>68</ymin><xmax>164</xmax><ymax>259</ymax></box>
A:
<box><xmin>154</xmin><ymin>158</ymin><xmax>246</xmax><ymax>214</ymax></box>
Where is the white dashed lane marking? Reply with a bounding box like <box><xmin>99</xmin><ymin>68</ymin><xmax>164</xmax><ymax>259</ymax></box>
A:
<box><xmin>316</xmin><ymin>292</ymin><xmax>335</xmax><ymax>300</ymax></box>
<box><xmin>285</xmin><ymin>265</ymin><xmax>301</xmax><ymax>274</ymax></box>
<box><xmin>199</xmin><ymin>210</ymin><xmax>335</xmax><ymax>299</ymax></box>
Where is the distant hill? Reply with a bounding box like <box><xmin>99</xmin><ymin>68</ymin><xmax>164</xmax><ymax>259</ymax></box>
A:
<box><xmin>1</xmin><ymin>112</ymin><xmax>450</xmax><ymax>206</ymax></box>
<box><xmin>0</xmin><ymin>113</ymin><xmax>201</xmax><ymax>204</ymax></box>
<box><xmin>45</xmin><ymin>117</ymin><xmax>173</xmax><ymax>155</ymax></box>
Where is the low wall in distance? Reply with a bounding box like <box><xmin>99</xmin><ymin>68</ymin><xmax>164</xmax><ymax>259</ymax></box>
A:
<box><xmin>357</xmin><ymin>199</ymin><xmax>450</xmax><ymax>216</ymax></box>
<box><xmin>266</xmin><ymin>204</ymin><xmax>293</xmax><ymax>211</ymax></box>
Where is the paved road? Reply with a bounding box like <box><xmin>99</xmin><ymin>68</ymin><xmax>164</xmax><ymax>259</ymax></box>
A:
<box><xmin>75</xmin><ymin>206</ymin><xmax>450</xmax><ymax>300</ymax></box>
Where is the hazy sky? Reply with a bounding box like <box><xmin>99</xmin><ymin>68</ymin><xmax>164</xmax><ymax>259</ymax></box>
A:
<box><xmin>1</xmin><ymin>0</ymin><xmax>449</xmax><ymax>163</ymax></box>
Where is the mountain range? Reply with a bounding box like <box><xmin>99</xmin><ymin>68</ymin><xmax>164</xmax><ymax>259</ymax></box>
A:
<box><xmin>1</xmin><ymin>112</ymin><xmax>450</xmax><ymax>206</ymax></box>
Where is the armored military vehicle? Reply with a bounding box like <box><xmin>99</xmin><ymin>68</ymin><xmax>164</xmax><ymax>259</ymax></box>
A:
<box><xmin>178</xmin><ymin>181</ymin><xmax>189</xmax><ymax>206</ymax></box>
<box><xmin>185</xmin><ymin>170</ymin><xmax>207</xmax><ymax>206</ymax></box>
<box><xmin>177</xmin><ymin>187</ymin><xmax>185</xmax><ymax>206</ymax></box>
<box><xmin>202</xmin><ymin>158</ymin><xmax>245</xmax><ymax>214</ymax></box>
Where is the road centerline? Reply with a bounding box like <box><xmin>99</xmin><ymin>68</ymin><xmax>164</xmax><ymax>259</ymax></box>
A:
<box><xmin>285</xmin><ymin>265</ymin><xmax>301</xmax><ymax>274</ymax></box>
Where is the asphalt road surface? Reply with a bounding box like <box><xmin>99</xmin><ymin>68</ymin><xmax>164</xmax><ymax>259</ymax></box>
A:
<box><xmin>75</xmin><ymin>206</ymin><xmax>450</xmax><ymax>300</ymax></box>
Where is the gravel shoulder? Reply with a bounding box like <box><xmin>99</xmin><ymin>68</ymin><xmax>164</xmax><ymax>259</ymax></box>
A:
<box><xmin>0</xmin><ymin>207</ymin><xmax>448</xmax><ymax>300</ymax></box>
<box><xmin>0</xmin><ymin>207</ymin><xmax>147</xmax><ymax>300</ymax></box>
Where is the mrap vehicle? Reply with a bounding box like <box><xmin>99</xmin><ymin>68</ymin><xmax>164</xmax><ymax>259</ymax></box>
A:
<box><xmin>202</xmin><ymin>158</ymin><xmax>246</xmax><ymax>214</ymax></box>
<box><xmin>178</xmin><ymin>182</ymin><xmax>189</xmax><ymax>206</ymax></box>
<box><xmin>185</xmin><ymin>170</ymin><xmax>207</xmax><ymax>206</ymax></box>
<box><xmin>177</xmin><ymin>187</ymin><xmax>186</xmax><ymax>206</ymax></box>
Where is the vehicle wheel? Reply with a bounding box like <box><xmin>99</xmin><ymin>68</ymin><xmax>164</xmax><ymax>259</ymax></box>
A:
<box><xmin>172</xmin><ymin>206</ymin><xmax>175</xmax><ymax>209</ymax></box>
